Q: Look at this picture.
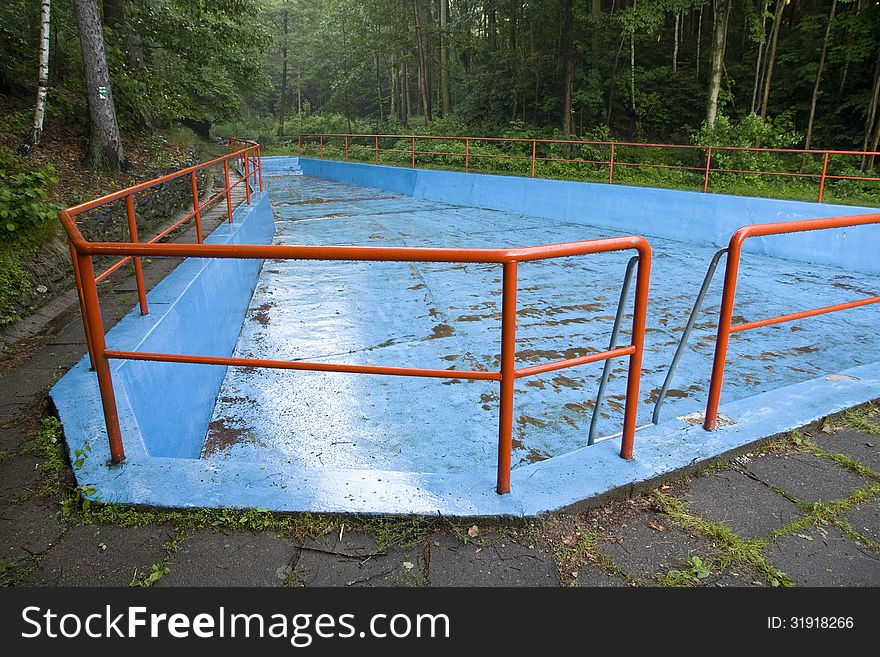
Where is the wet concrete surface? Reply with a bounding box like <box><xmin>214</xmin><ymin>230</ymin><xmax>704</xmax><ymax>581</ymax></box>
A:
<box><xmin>206</xmin><ymin>174</ymin><xmax>880</xmax><ymax>475</ymax></box>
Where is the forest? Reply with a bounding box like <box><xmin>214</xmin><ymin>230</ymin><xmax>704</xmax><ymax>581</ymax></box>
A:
<box><xmin>1</xmin><ymin>1</ymin><xmax>880</xmax><ymax>324</ymax></box>
<box><xmin>3</xmin><ymin>2</ymin><xmax>880</xmax><ymax>154</ymax></box>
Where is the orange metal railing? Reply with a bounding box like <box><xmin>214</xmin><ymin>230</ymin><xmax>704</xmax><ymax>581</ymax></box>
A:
<box><xmin>703</xmin><ymin>213</ymin><xmax>880</xmax><ymax>430</ymax></box>
<box><xmin>293</xmin><ymin>133</ymin><xmax>880</xmax><ymax>203</ymax></box>
<box><xmin>59</xmin><ymin>139</ymin><xmax>651</xmax><ymax>495</ymax></box>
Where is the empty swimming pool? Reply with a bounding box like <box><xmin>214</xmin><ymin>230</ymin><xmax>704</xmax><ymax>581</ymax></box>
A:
<box><xmin>51</xmin><ymin>151</ymin><xmax>880</xmax><ymax>515</ymax></box>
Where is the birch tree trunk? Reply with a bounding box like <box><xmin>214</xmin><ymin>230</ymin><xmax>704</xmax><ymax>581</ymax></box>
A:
<box><xmin>73</xmin><ymin>0</ymin><xmax>126</xmax><ymax>170</ymax></box>
<box><xmin>673</xmin><ymin>12</ymin><xmax>679</xmax><ymax>73</ymax></box>
<box><xmin>19</xmin><ymin>0</ymin><xmax>52</xmax><ymax>156</ymax></box>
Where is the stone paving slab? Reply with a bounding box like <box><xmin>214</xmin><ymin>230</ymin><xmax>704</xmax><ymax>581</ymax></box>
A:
<box><xmin>743</xmin><ymin>451</ymin><xmax>869</xmax><ymax>504</ymax></box>
<box><xmin>575</xmin><ymin>563</ymin><xmax>628</xmax><ymax>587</ymax></box>
<box><xmin>0</xmin><ymin>453</ymin><xmax>41</xmax><ymax>506</ymax></box>
<box><xmin>428</xmin><ymin>532</ymin><xmax>558</xmax><ymax>587</ymax></box>
<box><xmin>26</xmin><ymin>524</ymin><xmax>176</xmax><ymax>587</ymax></box>
<box><xmin>0</xmin><ymin>500</ymin><xmax>65</xmax><ymax>565</ymax></box>
<box><xmin>597</xmin><ymin>515</ymin><xmax>713</xmax><ymax>585</ymax></box>
<box><xmin>813</xmin><ymin>429</ymin><xmax>880</xmax><ymax>473</ymax></box>
<box><xmin>683</xmin><ymin>469</ymin><xmax>803</xmax><ymax>539</ymax></box>
<box><xmin>764</xmin><ymin>526</ymin><xmax>880</xmax><ymax>586</ymax></box>
<box><xmin>158</xmin><ymin>529</ymin><xmax>297</xmax><ymax>587</ymax></box>
<box><xmin>294</xmin><ymin>531</ymin><xmax>424</xmax><ymax>587</ymax></box>
<box><xmin>845</xmin><ymin>498</ymin><xmax>880</xmax><ymax>543</ymax></box>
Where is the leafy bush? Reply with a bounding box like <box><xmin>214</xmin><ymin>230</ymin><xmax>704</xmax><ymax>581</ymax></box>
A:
<box><xmin>0</xmin><ymin>147</ymin><xmax>62</xmax><ymax>325</ymax></box>
<box><xmin>0</xmin><ymin>147</ymin><xmax>61</xmax><ymax>244</ymax></box>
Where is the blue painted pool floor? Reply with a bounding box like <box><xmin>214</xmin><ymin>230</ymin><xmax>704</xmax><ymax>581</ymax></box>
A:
<box><xmin>203</xmin><ymin>173</ymin><xmax>880</xmax><ymax>476</ymax></box>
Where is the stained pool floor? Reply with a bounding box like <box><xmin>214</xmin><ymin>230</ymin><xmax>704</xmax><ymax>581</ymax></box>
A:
<box><xmin>203</xmin><ymin>174</ymin><xmax>880</xmax><ymax>475</ymax></box>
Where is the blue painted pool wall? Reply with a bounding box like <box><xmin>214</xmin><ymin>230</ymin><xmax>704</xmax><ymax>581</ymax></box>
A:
<box><xmin>114</xmin><ymin>192</ymin><xmax>274</xmax><ymax>458</ymax></box>
<box><xmin>288</xmin><ymin>158</ymin><xmax>879</xmax><ymax>275</ymax></box>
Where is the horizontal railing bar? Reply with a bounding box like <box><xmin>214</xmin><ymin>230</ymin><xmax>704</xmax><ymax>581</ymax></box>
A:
<box><xmin>72</xmin><ymin>236</ymin><xmax>649</xmax><ymax>263</ymax></box>
<box><xmin>66</xmin><ymin>142</ymin><xmax>259</xmax><ymax>217</ymax></box>
<box><xmin>730</xmin><ymin>296</ymin><xmax>880</xmax><ymax>333</ymax></box>
<box><xmin>295</xmin><ymin>133</ymin><xmax>880</xmax><ymax>158</ymax></box>
<box><xmin>514</xmin><ymin>345</ymin><xmax>636</xmax><ymax>378</ymax></box>
<box><xmin>104</xmin><ymin>349</ymin><xmax>501</xmax><ymax>380</ymax></box>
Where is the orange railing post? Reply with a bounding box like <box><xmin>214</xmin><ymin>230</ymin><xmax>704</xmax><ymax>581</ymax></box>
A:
<box><xmin>257</xmin><ymin>144</ymin><xmax>263</xmax><ymax>192</ymax></box>
<box><xmin>223</xmin><ymin>159</ymin><xmax>233</xmax><ymax>223</ymax></box>
<box><xmin>375</xmin><ymin>135</ymin><xmax>379</xmax><ymax>165</ymax></box>
<box><xmin>465</xmin><ymin>137</ymin><xmax>470</xmax><ymax>173</ymax></box>
<box><xmin>320</xmin><ymin>135</ymin><xmax>324</xmax><ymax>160</ymax></box>
<box><xmin>818</xmin><ymin>151</ymin><xmax>829</xmax><ymax>203</ymax></box>
<box><xmin>531</xmin><ymin>139</ymin><xmax>536</xmax><ymax>178</ymax></box>
<box><xmin>76</xmin><ymin>250</ymin><xmax>125</xmax><ymax>464</ymax></box>
<box><xmin>496</xmin><ymin>260</ymin><xmax>518</xmax><ymax>494</ymax></box>
<box><xmin>703</xmin><ymin>146</ymin><xmax>713</xmax><ymax>193</ymax></box>
<box><xmin>190</xmin><ymin>171</ymin><xmax>203</xmax><ymax>244</ymax></box>
<box><xmin>297</xmin><ymin>134</ymin><xmax>301</xmax><ymax>157</ymax></box>
<box><xmin>609</xmin><ymin>143</ymin><xmax>615</xmax><ymax>184</ymax></box>
<box><xmin>68</xmin><ymin>237</ymin><xmax>94</xmax><ymax>370</ymax></box>
<box><xmin>620</xmin><ymin>244</ymin><xmax>651</xmax><ymax>459</ymax></box>
<box><xmin>411</xmin><ymin>136</ymin><xmax>415</xmax><ymax>168</ymax></box>
<box><xmin>124</xmin><ymin>193</ymin><xmax>148</xmax><ymax>315</ymax></box>
<box><xmin>345</xmin><ymin>135</ymin><xmax>349</xmax><ymax>161</ymax></box>
<box><xmin>243</xmin><ymin>151</ymin><xmax>252</xmax><ymax>205</ymax></box>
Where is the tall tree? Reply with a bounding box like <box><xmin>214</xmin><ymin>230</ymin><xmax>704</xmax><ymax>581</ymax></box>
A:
<box><xmin>804</xmin><ymin>0</ymin><xmax>837</xmax><ymax>150</ymax></box>
<box><xmin>760</xmin><ymin>0</ymin><xmax>787</xmax><ymax>120</ymax></box>
<box><xmin>412</xmin><ymin>0</ymin><xmax>432</xmax><ymax>123</ymax></box>
<box><xmin>73</xmin><ymin>0</ymin><xmax>126</xmax><ymax>170</ymax></box>
<box><xmin>18</xmin><ymin>0</ymin><xmax>52</xmax><ymax>156</ymax></box>
<box><xmin>706</xmin><ymin>0</ymin><xmax>731</xmax><ymax>128</ymax></box>
<box><xmin>440</xmin><ymin>0</ymin><xmax>450</xmax><ymax>116</ymax></box>
<box><xmin>561</xmin><ymin>0</ymin><xmax>575</xmax><ymax>134</ymax></box>
<box><xmin>278</xmin><ymin>5</ymin><xmax>289</xmax><ymax>135</ymax></box>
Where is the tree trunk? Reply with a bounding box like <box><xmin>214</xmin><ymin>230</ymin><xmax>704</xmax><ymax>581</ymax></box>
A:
<box><xmin>403</xmin><ymin>60</ymin><xmax>412</xmax><ymax>124</ymax></box>
<box><xmin>561</xmin><ymin>0</ymin><xmax>575</xmax><ymax>135</ymax></box>
<box><xmin>278</xmin><ymin>9</ymin><xmax>288</xmax><ymax>135</ymax></box>
<box><xmin>750</xmin><ymin>1</ymin><xmax>768</xmax><ymax>115</ymax></box>
<box><xmin>760</xmin><ymin>0</ymin><xmax>786</xmax><ymax>120</ymax></box>
<box><xmin>696</xmin><ymin>5</ymin><xmax>703</xmax><ymax>77</ymax></box>
<box><xmin>630</xmin><ymin>0</ymin><xmax>637</xmax><ymax>116</ymax></box>
<box><xmin>297</xmin><ymin>66</ymin><xmax>302</xmax><ymax>114</ymax></box>
<box><xmin>804</xmin><ymin>0</ymin><xmax>836</xmax><ymax>150</ymax></box>
<box><xmin>19</xmin><ymin>0</ymin><xmax>52</xmax><ymax>156</ymax></box>
<box><xmin>412</xmin><ymin>0</ymin><xmax>432</xmax><ymax>124</ymax></box>
<box><xmin>375</xmin><ymin>54</ymin><xmax>384</xmax><ymax>121</ymax></box>
<box><xmin>440</xmin><ymin>0</ymin><xmax>450</xmax><ymax>116</ymax></box>
<box><xmin>861</xmin><ymin>50</ymin><xmax>880</xmax><ymax>169</ymax></box>
<box><xmin>673</xmin><ymin>12</ymin><xmax>679</xmax><ymax>73</ymax></box>
<box><xmin>73</xmin><ymin>0</ymin><xmax>126</xmax><ymax>170</ymax></box>
<box><xmin>706</xmin><ymin>0</ymin><xmax>731</xmax><ymax>129</ymax></box>
<box><xmin>606</xmin><ymin>33</ymin><xmax>626</xmax><ymax>125</ymax></box>
<box><xmin>591</xmin><ymin>0</ymin><xmax>602</xmax><ymax>70</ymax></box>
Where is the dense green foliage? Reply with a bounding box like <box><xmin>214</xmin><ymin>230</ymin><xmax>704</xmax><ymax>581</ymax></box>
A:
<box><xmin>1</xmin><ymin>0</ymin><xmax>271</xmax><ymax>131</ymax></box>
<box><xmin>0</xmin><ymin>147</ymin><xmax>61</xmax><ymax>326</ymax></box>
<box><xmin>242</xmin><ymin>0</ymin><xmax>880</xmax><ymax>153</ymax></box>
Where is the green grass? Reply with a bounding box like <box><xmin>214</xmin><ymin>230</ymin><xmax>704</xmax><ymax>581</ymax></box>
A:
<box><xmin>653</xmin><ymin>492</ymin><xmax>794</xmax><ymax>587</ymax></box>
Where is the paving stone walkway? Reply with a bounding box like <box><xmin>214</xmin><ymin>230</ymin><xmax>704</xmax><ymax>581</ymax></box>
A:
<box><xmin>1</xmin><ymin>183</ymin><xmax>878</xmax><ymax>587</ymax></box>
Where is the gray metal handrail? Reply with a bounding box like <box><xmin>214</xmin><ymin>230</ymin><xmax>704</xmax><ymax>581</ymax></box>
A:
<box><xmin>588</xmin><ymin>255</ymin><xmax>640</xmax><ymax>445</ymax></box>
<box><xmin>651</xmin><ymin>248</ymin><xmax>728</xmax><ymax>425</ymax></box>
